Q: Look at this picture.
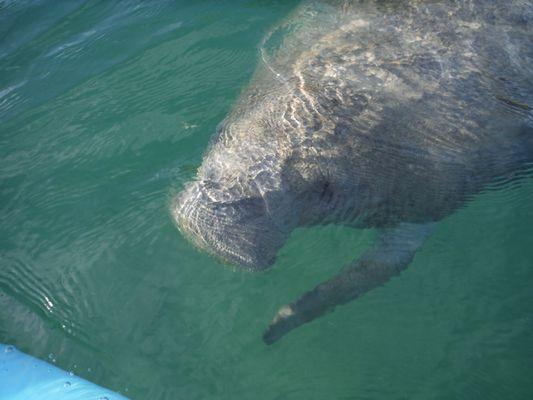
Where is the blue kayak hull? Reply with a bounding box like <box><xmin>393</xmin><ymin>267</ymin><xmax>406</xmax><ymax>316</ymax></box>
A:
<box><xmin>0</xmin><ymin>343</ymin><xmax>128</xmax><ymax>400</ymax></box>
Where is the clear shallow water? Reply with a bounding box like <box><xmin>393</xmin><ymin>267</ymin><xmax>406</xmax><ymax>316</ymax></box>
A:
<box><xmin>1</xmin><ymin>1</ymin><xmax>532</xmax><ymax>399</ymax></box>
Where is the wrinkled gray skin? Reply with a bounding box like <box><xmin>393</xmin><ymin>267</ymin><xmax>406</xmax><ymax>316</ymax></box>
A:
<box><xmin>173</xmin><ymin>0</ymin><xmax>533</xmax><ymax>344</ymax></box>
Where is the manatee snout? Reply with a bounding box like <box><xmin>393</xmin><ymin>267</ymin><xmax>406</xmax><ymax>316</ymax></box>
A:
<box><xmin>173</xmin><ymin>180</ymin><xmax>287</xmax><ymax>271</ymax></box>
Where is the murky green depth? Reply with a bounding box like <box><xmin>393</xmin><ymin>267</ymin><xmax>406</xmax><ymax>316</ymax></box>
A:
<box><xmin>1</xmin><ymin>1</ymin><xmax>532</xmax><ymax>399</ymax></box>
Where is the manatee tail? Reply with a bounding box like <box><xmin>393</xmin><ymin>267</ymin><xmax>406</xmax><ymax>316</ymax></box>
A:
<box><xmin>263</xmin><ymin>223</ymin><xmax>435</xmax><ymax>345</ymax></box>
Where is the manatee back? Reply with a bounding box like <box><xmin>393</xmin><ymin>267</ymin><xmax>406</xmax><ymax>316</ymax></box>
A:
<box><xmin>261</xmin><ymin>0</ymin><xmax>533</xmax><ymax>225</ymax></box>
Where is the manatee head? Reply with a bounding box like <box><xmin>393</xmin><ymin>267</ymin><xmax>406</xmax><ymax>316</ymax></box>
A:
<box><xmin>172</xmin><ymin>111</ymin><xmax>303</xmax><ymax>271</ymax></box>
<box><xmin>172</xmin><ymin>75</ymin><xmax>363</xmax><ymax>269</ymax></box>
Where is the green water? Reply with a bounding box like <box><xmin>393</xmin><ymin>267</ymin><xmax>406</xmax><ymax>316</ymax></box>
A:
<box><xmin>1</xmin><ymin>1</ymin><xmax>532</xmax><ymax>399</ymax></box>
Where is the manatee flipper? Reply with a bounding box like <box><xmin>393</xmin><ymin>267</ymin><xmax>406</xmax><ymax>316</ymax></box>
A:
<box><xmin>263</xmin><ymin>223</ymin><xmax>435</xmax><ymax>344</ymax></box>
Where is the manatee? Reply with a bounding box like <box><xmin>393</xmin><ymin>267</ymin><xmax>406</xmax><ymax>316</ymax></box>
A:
<box><xmin>172</xmin><ymin>0</ymin><xmax>533</xmax><ymax>344</ymax></box>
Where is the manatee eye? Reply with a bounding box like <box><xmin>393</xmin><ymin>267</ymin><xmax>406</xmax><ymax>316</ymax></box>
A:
<box><xmin>319</xmin><ymin>180</ymin><xmax>334</xmax><ymax>202</ymax></box>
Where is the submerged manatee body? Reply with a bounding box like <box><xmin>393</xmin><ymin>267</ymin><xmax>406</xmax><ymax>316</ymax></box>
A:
<box><xmin>173</xmin><ymin>0</ymin><xmax>533</xmax><ymax>343</ymax></box>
